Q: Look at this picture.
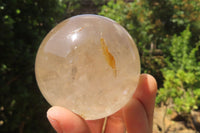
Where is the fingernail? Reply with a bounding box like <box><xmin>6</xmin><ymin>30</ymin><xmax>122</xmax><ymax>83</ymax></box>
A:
<box><xmin>146</xmin><ymin>74</ymin><xmax>157</xmax><ymax>93</ymax></box>
<box><xmin>47</xmin><ymin>108</ymin><xmax>63</xmax><ymax>133</ymax></box>
<box><xmin>138</xmin><ymin>74</ymin><xmax>147</xmax><ymax>86</ymax></box>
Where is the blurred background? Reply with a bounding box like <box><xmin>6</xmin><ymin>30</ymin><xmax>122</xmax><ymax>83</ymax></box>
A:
<box><xmin>0</xmin><ymin>0</ymin><xmax>200</xmax><ymax>132</ymax></box>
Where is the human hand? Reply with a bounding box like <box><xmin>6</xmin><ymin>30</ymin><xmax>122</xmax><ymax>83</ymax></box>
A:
<box><xmin>47</xmin><ymin>74</ymin><xmax>157</xmax><ymax>133</ymax></box>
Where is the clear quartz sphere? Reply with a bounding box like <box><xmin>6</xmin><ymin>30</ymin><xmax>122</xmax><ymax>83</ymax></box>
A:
<box><xmin>35</xmin><ymin>14</ymin><xmax>140</xmax><ymax>120</ymax></box>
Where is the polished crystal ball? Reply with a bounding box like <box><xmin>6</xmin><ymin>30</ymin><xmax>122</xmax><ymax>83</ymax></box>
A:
<box><xmin>35</xmin><ymin>14</ymin><xmax>140</xmax><ymax>120</ymax></box>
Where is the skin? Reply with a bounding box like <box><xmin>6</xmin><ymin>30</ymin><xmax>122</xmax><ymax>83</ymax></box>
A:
<box><xmin>47</xmin><ymin>74</ymin><xmax>157</xmax><ymax>133</ymax></box>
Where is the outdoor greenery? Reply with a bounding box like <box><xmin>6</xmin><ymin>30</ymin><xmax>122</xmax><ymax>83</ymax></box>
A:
<box><xmin>99</xmin><ymin>0</ymin><xmax>200</xmax><ymax>111</ymax></box>
<box><xmin>0</xmin><ymin>0</ymin><xmax>68</xmax><ymax>132</ymax></box>
<box><xmin>0</xmin><ymin>0</ymin><xmax>200</xmax><ymax>132</ymax></box>
<box><xmin>99</xmin><ymin>0</ymin><xmax>200</xmax><ymax>84</ymax></box>
<box><xmin>156</xmin><ymin>27</ymin><xmax>200</xmax><ymax>113</ymax></box>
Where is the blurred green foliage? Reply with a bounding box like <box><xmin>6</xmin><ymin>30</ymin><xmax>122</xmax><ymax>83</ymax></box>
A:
<box><xmin>0</xmin><ymin>0</ymin><xmax>67</xmax><ymax>132</ymax></box>
<box><xmin>0</xmin><ymin>0</ymin><xmax>200</xmax><ymax>132</ymax></box>
<box><xmin>156</xmin><ymin>27</ymin><xmax>200</xmax><ymax>113</ymax></box>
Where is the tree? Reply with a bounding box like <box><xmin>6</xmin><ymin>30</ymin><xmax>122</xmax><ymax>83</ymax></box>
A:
<box><xmin>0</xmin><ymin>0</ymin><xmax>67</xmax><ymax>132</ymax></box>
<box><xmin>99</xmin><ymin>0</ymin><xmax>200</xmax><ymax>87</ymax></box>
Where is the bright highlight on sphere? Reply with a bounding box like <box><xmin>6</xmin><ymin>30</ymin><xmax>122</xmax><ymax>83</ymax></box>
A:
<box><xmin>35</xmin><ymin>14</ymin><xmax>140</xmax><ymax>120</ymax></box>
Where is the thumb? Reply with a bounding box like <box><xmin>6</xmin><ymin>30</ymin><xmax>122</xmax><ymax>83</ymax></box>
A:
<box><xmin>47</xmin><ymin>106</ymin><xmax>90</xmax><ymax>133</ymax></box>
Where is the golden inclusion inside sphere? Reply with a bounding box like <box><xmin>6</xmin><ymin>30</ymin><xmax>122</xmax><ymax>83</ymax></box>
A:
<box><xmin>35</xmin><ymin>14</ymin><xmax>140</xmax><ymax>120</ymax></box>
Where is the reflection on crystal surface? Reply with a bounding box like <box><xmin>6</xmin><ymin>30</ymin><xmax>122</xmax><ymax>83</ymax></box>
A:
<box><xmin>35</xmin><ymin>14</ymin><xmax>140</xmax><ymax>120</ymax></box>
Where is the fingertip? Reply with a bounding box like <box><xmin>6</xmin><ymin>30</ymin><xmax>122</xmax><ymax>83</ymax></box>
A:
<box><xmin>47</xmin><ymin>106</ymin><xmax>90</xmax><ymax>133</ymax></box>
<box><xmin>136</xmin><ymin>74</ymin><xmax>157</xmax><ymax>97</ymax></box>
<box><xmin>47</xmin><ymin>107</ymin><xmax>63</xmax><ymax>133</ymax></box>
<box><xmin>143</xmin><ymin>74</ymin><xmax>157</xmax><ymax>93</ymax></box>
<box><xmin>47</xmin><ymin>106</ymin><xmax>63</xmax><ymax>119</ymax></box>
<box><xmin>147</xmin><ymin>74</ymin><xmax>157</xmax><ymax>91</ymax></box>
